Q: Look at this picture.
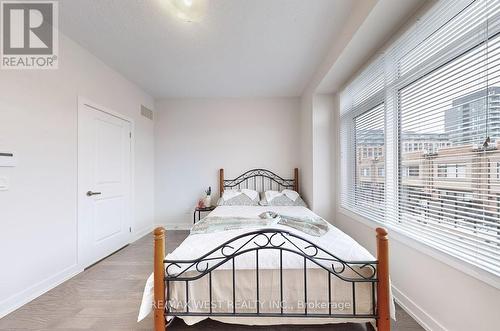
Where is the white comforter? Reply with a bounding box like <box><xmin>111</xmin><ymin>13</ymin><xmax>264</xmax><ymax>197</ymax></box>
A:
<box><xmin>169</xmin><ymin>206</ymin><xmax>374</xmax><ymax>267</ymax></box>
<box><xmin>138</xmin><ymin>206</ymin><xmax>393</xmax><ymax>323</ymax></box>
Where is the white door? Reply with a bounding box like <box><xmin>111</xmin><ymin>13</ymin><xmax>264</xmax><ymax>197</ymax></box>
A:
<box><xmin>78</xmin><ymin>100</ymin><xmax>132</xmax><ymax>268</ymax></box>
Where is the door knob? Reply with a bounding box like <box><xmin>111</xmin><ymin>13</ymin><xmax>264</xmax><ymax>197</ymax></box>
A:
<box><xmin>86</xmin><ymin>191</ymin><xmax>102</xmax><ymax>197</ymax></box>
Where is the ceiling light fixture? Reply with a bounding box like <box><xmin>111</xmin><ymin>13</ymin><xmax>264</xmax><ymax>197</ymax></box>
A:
<box><xmin>163</xmin><ymin>0</ymin><xmax>208</xmax><ymax>23</ymax></box>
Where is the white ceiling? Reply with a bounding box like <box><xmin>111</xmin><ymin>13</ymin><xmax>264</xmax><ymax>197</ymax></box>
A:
<box><xmin>59</xmin><ymin>0</ymin><xmax>363</xmax><ymax>98</ymax></box>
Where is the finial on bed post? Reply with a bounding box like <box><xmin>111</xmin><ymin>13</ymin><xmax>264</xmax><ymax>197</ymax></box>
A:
<box><xmin>153</xmin><ymin>227</ymin><xmax>166</xmax><ymax>331</ymax></box>
<box><xmin>376</xmin><ymin>227</ymin><xmax>390</xmax><ymax>331</ymax></box>
<box><xmin>294</xmin><ymin>168</ymin><xmax>299</xmax><ymax>193</ymax></box>
<box><xmin>219</xmin><ymin>168</ymin><xmax>224</xmax><ymax>196</ymax></box>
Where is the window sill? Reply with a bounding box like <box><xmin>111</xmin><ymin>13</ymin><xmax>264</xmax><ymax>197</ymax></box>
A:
<box><xmin>337</xmin><ymin>206</ymin><xmax>500</xmax><ymax>290</ymax></box>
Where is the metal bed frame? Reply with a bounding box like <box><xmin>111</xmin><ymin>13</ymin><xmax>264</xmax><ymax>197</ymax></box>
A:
<box><xmin>152</xmin><ymin>168</ymin><xmax>390</xmax><ymax>330</ymax></box>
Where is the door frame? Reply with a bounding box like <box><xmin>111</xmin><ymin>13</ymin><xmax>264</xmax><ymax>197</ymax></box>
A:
<box><xmin>77</xmin><ymin>96</ymin><xmax>135</xmax><ymax>269</ymax></box>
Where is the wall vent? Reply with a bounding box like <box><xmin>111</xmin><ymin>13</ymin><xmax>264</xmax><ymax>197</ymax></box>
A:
<box><xmin>140</xmin><ymin>105</ymin><xmax>154</xmax><ymax>120</ymax></box>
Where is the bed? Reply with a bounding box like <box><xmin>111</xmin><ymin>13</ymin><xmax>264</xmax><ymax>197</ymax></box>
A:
<box><xmin>140</xmin><ymin>168</ymin><xmax>392</xmax><ymax>331</ymax></box>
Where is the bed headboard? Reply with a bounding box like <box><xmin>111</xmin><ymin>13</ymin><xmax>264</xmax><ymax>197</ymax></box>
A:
<box><xmin>219</xmin><ymin>168</ymin><xmax>299</xmax><ymax>196</ymax></box>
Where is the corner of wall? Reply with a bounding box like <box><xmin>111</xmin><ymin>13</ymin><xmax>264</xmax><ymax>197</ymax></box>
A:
<box><xmin>300</xmin><ymin>94</ymin><xmax>314</xmax><ymax>207</ymax></box>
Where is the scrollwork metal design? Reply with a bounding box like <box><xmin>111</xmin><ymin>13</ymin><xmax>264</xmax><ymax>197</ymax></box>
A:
<box><xmin>223</xmin><ymin>168</ymin><xmax>295</xmax><ymax>191</ymax></box>
<box><xmin>164</xmin><ymin>229</ymin><xmax>377</xmax><ymax>283</ymax></box>
<box><xmin>163</xmin><ymin>229</ymin><xmax>379</xmax><ymax>321</ymax></box>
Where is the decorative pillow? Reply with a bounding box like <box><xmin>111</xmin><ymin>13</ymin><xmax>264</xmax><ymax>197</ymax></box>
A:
<box><xmin>260</xmin><ymin>190</ymin><xmax>307</xmax><ymax>207</ymax></box>
<box><xmin>221</xmin><ymin>189</ymin><xmax>259</xmax><ymax>201</ymax></box>
<box><xmin>264</xmin><ymin>190</ymin><xmax>282</xmax><ymax>203</ymax></box>
<box><xmin>221</xmin><ymin>189</ymin><xmax>241</xmax><ymax>201</ymax></box>
<box><xmin>240</xmin><ymin>188</ymin><xmax>259</xmax><ymax>201</ymax></box>
<box><xmin>282</xmin><ymin>189</ymin><xmax>299</xmax><ymax>201</ymax></box>
<box><xmin>218</xmin><ymin>189</ymin><xmax>260</xmax><ymax>206</ymax></box>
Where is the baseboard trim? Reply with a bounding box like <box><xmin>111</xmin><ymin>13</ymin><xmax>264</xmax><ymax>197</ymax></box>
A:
<box><xmin>0</xmin><ymin>264</ymin><xmax>82</xmax><ymax>319</ymax></box>
<box><xmin>392</xmin><ymin>285</ymin><xmax>448</xmax><ymax>331</ymax></box>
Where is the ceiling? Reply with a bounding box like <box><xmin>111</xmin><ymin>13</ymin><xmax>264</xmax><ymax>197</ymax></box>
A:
<box><xmin>59</xmin><ymin>0</ymin><xmax>364</xmax><ymax>98</ymax></box>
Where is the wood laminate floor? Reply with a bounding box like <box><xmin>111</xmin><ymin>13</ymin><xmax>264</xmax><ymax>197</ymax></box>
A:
<box><xmin>0</xmin><ymin>231</ymin><xmax>425</xmax><ymax>331</ymax></box>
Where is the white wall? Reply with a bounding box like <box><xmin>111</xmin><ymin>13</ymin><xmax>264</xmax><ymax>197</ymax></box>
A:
<box><xmin>299</xmin><ymin>93</ymin><xmax>335</xmax><ymax>221</ymax></box>
<box><xmin>311</xmin><ymin>94</ymin><xmax>335</xmax><ymax>220</ymax></box>
<box><xmin>0</xmin><ymin>33</ymin><xmax>155</xmax><ymax>317</ymax></box>
<box><xmin>154</xmin><ymin>98</ymin><xmax>300</xmax><ymax>228</ymax></box>
<box><xmin>300</xmin><ymin>94</ymin><xmax>314</xmax><ymax>207</ymax></box>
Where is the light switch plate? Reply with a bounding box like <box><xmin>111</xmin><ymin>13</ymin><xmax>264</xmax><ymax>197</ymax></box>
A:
<box><xmin>0</xmin><ymin>152</ymin><xmax>16</xmax><ymax>167</ymax></box>
<box><xmin>0</xmin><ymin>176</ymin><xmax>8</xmax><ymax>191</ymax></box>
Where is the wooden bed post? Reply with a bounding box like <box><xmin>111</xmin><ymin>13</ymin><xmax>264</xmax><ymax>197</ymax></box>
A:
<box><xmin>376</xmin><ymin>227</ymin><xmax>390</xmax><ymax>331</ymax></box>
<box><xmin>154</xmin><ymin>227</ymin><xmax>166</xmax><ymax>331</ymax></box>
<box><xmin>219</xmin><ymin>168</ymin><xmax>224</xmax><ymax>196</ymax></box>
<box><xmin>294</xmin><ymin>168</ymin><xmax>299</xmax><ymax>193</ymax></box>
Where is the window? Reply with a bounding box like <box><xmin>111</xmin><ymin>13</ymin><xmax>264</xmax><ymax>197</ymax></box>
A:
<box><xmin>456</xmin><ymin>165</ymin><xmax>466</xmax><ymax>178</ymax></box>
<box><xmin>447</xmin><ymin>165</ymin><xmax>458</xmax><ymax>178</ymax></box>
<box><xmin>409</xmin><ymin>166</ymin><xmax>419</xmax><ymax>177</ymax></box>
<box><xmin>437</xmin><ymin>165</ymin><xmax>447</xmax><ymax>177</ymax></box>
<box><xmin>438</xmin><ymin>164</ymin><xmax>467</xmax><ymax>178</ymax></box>
<box><xmin>399</xmin><ymin>27</ymin><xmax>499</xmax><ymax>275</ymax></box>
<box><xmin>354</xmin><ymin>104</ymin><xmax>385</xmax><ymax>219</ymax></box>
<box><xmin>341</xmin><ymin>101</ymin><xmax>385</xmax><ymax>222</ymax></box>
<box><xmin>378</xmin><ymin>167</ymin><xmax>385</xmax><ymax>177</ymax></box>
<box><xmin>340</xmin><ymin>0</ymin><xmax>500</xmax><ymax>277</ymax></box>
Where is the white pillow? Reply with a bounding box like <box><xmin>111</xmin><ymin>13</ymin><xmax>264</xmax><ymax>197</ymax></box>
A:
<box><xmin>241</xmin><ymin>189</ymin><xmax>259</xmax><ymax>201</ymax></box>
<box><xmin>264</xmin><ymin>190</ymin><xmax>282</xmax><ymax>202</ymax></box>
<box><xmin>222</xmin><ymin>189</ymin><xmax>259</xmax><ymax>201</ymax></box>
<box><xmin>222</xmin><ymin>189</ymin><xmax>241</xmax><ymax>201</ymax></box>
<box><xmin>260</xmin><ymin>189</ymin><xmax>306</xmax><ymax>207</ymax></box>
<box><xmin>282</xmin><ymin>189</ymin><xmax>299</xmax><ymax>201</ymax></box>
<box><xmin>264</xmin><ymin>190</ymin><xmax>299</xmax><ymax>202</ymax></box>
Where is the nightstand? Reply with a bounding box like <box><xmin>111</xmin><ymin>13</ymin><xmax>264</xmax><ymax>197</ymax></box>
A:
<box><xmin>193</xmin><ymin>206</ymin><xmax>216</xmax><ymax>223</ymax></box>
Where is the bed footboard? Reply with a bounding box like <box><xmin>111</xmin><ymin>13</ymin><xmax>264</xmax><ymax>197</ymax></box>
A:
<box><xmin>376</xmin><ymin>227</ymin><xmax>390</xmax><ymax>331</ymax></box>
<box><xmin>153</xmin><ymin>227</ymin><xmax>166</xmax><ymax>330</ymax></box>
<box><xmin>153</xmin><ymin>227</ymin><xmax>390</xmax><ymax>331</ymax></box>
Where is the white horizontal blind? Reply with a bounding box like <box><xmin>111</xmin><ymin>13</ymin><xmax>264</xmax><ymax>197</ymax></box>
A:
<box><xmin>398</xmin><ymin>0</ymin><xmax>487</xmax><ymax>77</ymax></box>
<box><xmin>339</xmin><ymin>56</ymin><xmax>385</xmax><ymax>116</ymax></box>
<box><xmin>353</xmin><ymin>104</ymin><xmax>385</xmax><ymax>220</ymax></box>
<box><xmin>396</xmin><ymin>38</ymin><xmax>500</xmax><ymax>275</ymax></box>
<box><xmin>339</xmin><ymin>0</ymin><xmax>500</xmax><ymax>277</ymax></box>
<box><xmin>340</xmin><ymin>57</ymin><xmax>386</xmax><ymax>214</ymax></box>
